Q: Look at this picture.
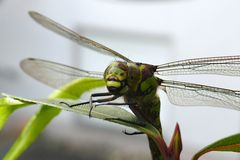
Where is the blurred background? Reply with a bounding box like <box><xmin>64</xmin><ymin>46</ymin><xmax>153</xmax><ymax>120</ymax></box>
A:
<box><xmin>0</xmin><ymin>0</ymin><xmax>240</xmax><ymax>159</ymax></box>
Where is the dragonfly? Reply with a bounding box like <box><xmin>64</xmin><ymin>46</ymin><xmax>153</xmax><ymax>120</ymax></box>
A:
<box><xmin>21</xmin><ymin>11</ymin><xmax>240</xmax><ymax>159</ymax></box>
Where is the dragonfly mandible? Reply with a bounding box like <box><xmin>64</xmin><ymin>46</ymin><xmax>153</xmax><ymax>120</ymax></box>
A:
<box><xmin>21</xmin><ymin>11</ymin><xmax>240</xmax><ymax>160</ymax></box>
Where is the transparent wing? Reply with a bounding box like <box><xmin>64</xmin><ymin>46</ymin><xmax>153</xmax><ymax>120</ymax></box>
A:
<box><xmin>160</xmin><ymin>80</ymin><xmax>240</xmax><ymax>111</ymax></box>
<box><xmin>29</xmin><ymin>11</ymin><xmax>133</xmax><ymax>63</ymax></box>
<box><xmin>20</xmin><ymin>58</ymin><xmax>103</xmax><ymax>89</ymax></box>
<box><xmin>156</xmin><ymin>55</ymin><xmax>240</xmax><ymax>76</ymax></box>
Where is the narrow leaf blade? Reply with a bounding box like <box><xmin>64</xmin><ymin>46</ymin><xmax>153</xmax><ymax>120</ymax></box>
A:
<box><xmin>0</xmin><ymin>96</ymin><xmax>32</xmax><ymax>130</ymax></box>
<box><xmin>192</xmin><ymin>133</ymin><xmax>240</xmax><ymax>160</ymax></box>
<box><xmin>3</xmin><ymin>78</ymin><xmax>105</xmax><ymax>160</ymax></box>
<box><xmin>3</xmin><ymin>78</ymin><xmax>160</xmax><ymax>160</ymax></box>
<box><xmin>4</xmin><ymin>95</ymin><xmax>158</xmax><ymax>136</ymax></box>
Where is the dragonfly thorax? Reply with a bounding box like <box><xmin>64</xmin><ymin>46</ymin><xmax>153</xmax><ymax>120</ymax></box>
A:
<box><xmin>104</xmin><ymin>61</ymin><xmax>141</xmax><ymax>95</ymax></box>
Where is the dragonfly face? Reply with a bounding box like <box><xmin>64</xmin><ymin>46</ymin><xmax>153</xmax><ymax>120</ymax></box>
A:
<box><xmin>104</xmin><ymin>61</ymin><xmax>145</xmax><ymax>95</ymax></box>
<box><xmin>104</xmin><ymin>61</ymin><xmax>142</xmax><ymax>95</ymax></box>
<box><xmin>104</xmin><ymin>61</ymin><xmax>128</xmax><ymax>94</ymax></box>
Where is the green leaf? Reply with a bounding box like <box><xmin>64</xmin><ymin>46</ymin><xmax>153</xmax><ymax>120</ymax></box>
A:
<box><xmin>0</xmin><ymin>97</ymin><xmax>32</xmax><ymax>130</ymax></box>
<box><xmin>2</xmin><ymin>78</ymin><xmax>106</xmax><ymax>160</ymax></box>
<box><xmin>0</xmin><ymin>96</ymin><xmax>31</xmax><ymax>106</ymax></box>
<box><xmin>3</xmin><ymin>94</ymin><xmax>159</xmax><ymax>137</ymax></box>
<box><xmin>2</xmin><ymin>78</ymin><xmax>160</xmax><ymax>160</ymax></box>
<box><xmin>192</xmin><ymin>133</ymin><xmax>240</xmax><ymax>160</ymax></box>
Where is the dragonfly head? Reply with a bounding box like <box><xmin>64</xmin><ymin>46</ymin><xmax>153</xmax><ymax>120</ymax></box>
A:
<box><xmin>104</xmin><ymin>62</ymin><xmax>128</xmax><ymax>94</ymax></box>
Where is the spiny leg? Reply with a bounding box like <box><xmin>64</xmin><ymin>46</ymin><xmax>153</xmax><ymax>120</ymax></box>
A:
<box><xmin>95</xmin><ymin>102</ymin><xmax>136</xmax><ymax>107</ymax></box>
<box><xmin>89</xmin><ymin>92</ymin><xmax>113</xmax><ymax>111</ymax></box>
<box><xmin>59</xmin><ymin>101</ymin><xmax>88</xmax><ymax>107</ymax></box>
<box><xmin>105</xmin><ymin>117</ymin><xmax>145</xmax><ymax>135</ymax></box>
<box><xmin>60</xmin><ymin>92</ymin><xmax>114</xmax><ymax>107</ymax></box>
<box><xmin>60</xmin><ymin>92</ymin><xmax>121</xmax><ymax>117</ymax></box>
<box><xmin>88</xmin><ymin>93</ymin><xmax>122</xmax><ymax>116</ymax></box>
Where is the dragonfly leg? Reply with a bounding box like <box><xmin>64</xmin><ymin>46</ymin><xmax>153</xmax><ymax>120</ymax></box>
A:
<box><xmin>89</xmin><ymin>92</ymin><xmax>113</xmax><ymax>107</ymax></box>
<box><xmin>88</xmin><ymin>93</ymin><xmax>122</xmax><ymax>117</ymax></box>
<box><xmin>59</xmin><ymin>101</ymin><xmax>89</xmax><ymax>107</ymax></box>
<box><xmin>91</xmin><ymin>92</ymin><xmax>113</xmax><ymax>97</ymax></box>
<box><xmin>59</xmin><ymin>92</ymin><xmax>121</xmax><ymax>117</ymax></box>
<box><xmin>89</xmin><ymin>92</ymin><xmax>115</xmax><ymax>116</ymax></box>
<box><xmin>95</xmin><ymin>102</ymin><xmax>136</xmax><ymax>107</ymax></box>
<box><xmin>122</xmin><ymin>130</ymin><xmax>144</xmax><ymax>136</ymax></box>
<box><xmin>105</xmin><ymin>118</ymin><xmax>146</xmax><ymax>127</ymax></box>
<box><xmin>59</xmin><ymin>101</ymin><xmax>68</xmax><ymax>106</ymax></box>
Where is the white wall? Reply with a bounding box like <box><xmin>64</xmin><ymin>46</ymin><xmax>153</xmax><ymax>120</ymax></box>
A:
<box><xmin>0</xmin><ymin>0</ymin><xmax>240</xmax><ymax>159</ymax></box>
